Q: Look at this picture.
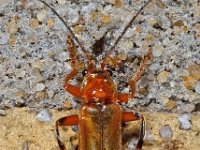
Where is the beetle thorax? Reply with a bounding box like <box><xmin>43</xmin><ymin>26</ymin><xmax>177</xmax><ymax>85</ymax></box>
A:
<box><xmin>81</xmin><ymin>73</ymin><xmax>117</xmax><ymax>104</ymax></box>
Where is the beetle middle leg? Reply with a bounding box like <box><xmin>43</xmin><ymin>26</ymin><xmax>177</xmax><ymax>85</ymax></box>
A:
<box><xmin>117</xmin><ymin>46</ymin><xmax>152</xmax><ymax>103</ymax></box>
<box><xmin>122</xmin><ymin>112</ymin><xmax>145</xmax><ymax>150</ymax></box>
<box><xmin>56</xmin><ymin>115</ymin><xmax>79</xmax><ymax>150</ymax></box>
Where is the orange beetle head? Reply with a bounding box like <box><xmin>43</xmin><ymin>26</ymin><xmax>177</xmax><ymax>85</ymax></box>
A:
<box><xmin>81</xmin><ymin>70</ymin><xmax>117</xmax><ymax>104</ymax></box>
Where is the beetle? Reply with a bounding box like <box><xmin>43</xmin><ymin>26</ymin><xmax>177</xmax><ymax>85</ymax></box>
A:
<box><xmin>38</xmin><ymin>0</ymin><xmax>153</xmax><ymax>149</ymax></box>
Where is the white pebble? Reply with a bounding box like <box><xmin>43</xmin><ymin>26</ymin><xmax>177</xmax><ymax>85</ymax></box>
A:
<box><xmin>195</xmin><ymin>82</ymin><xmax>200</xmax><ymax>94</ymax></box>
<box><xmin>15</xmin><ymin>69</ymin><xmax>26</xmax><ymax>78</ymax></box>
<box><xmin>36</xmin><ymin>109</ymin><xmax>52</xmax><ymax>123</ymax></box>
<box><xmin>179</xmin><ymin>104</ymin><xmax>195</xmax><ymax>113</ymax></box>
<box><xmin>47</xmin><ymin>90</ymin><xmax>54</xmax><ymax>98</ymax></box>
<box><xmin>152</xmin><ymin>47</ymin><xmax>163</xmax><ymax>57</ymax></box>
<box><xmin>57</xmin><ymin>51</ymin><xmax>68</xmax><ymax>62</ymax></box>
<box><xmin>0</xmin><ymin>109</ymin><xmax>6</xmax><ymax>116</ymax></box>
<box><xmin>178</xmin><ymin>114</ymin><xmax>191</xmax><ymax>130</ymax></box>
<box><xmin>36</xmin><ymin>9</ymin><xmax>47</xmax><ymax>22</ymax></box>
<box><xmin>127</xmin><ymin>138</ymin><xmax>137</xmax><ymax>150</ymax></box>
<box><xmin>145</xmin><ymin>131</ymin><xmax>155</xmax><ymax>143</ymax></box>
<box><xmin>35</xmin><ymin>83</ymin><xmax>45</xmax><ymax>91</ymax></box>
<box><xmin>57</xmin><ymin>0</ymin><xmax>66</xmax><ymax>5</ymax></box>
<box><xmin>159</xmin><ymin>125</ymin><xmax>173</xmax><ymax>140</ymax></box>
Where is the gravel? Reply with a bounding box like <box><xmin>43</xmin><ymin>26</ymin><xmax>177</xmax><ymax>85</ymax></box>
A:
<box><xmin>159</xmin><ymin>125</ymin><xmax>173</xmax><ymax>140</ymax></box>
<box><xmin>178</xmin><ymin>114</ymin><xmax>192</xmax><ymax>130</ymax></box>
<box><xmin>36</xmin><ymin>109</ymin><xmax>52</xmax><ymax>123</ymax></box>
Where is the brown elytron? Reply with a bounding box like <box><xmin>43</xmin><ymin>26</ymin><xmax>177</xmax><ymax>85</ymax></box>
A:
<box><xmin>38</xmin><ymin>0</ymin><xmax>153</xmax><ymax>149</ymax></box>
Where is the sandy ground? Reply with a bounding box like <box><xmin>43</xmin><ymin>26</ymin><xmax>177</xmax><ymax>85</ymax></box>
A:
<box><xmin>0</xmin><ymin>108</ymin><xmax>200</xmax><ymax>150</ymax></box>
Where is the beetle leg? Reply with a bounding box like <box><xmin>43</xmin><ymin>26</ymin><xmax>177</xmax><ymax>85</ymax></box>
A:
<box><xmin>64</xmin><ymin>36</ymin><xmax>81</xmax><ymax>98</ymax></box>
<box><xmin>56</xmin><ymin>115</ymin><xmax>79</xmax><ymax>150</ymax></box>
<box><xmin>122</xmin><ymin>112</ymin><xmax>145</xmax><ymax>150</ymax></box>
<box><xmin>117</xmin><ymin>47</ymin><xmax>152</xmax><ymax>103</ymax></box>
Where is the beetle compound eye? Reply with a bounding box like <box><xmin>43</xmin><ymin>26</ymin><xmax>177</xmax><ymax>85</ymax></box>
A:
<box><xmin>107</xmin><ymin>69</ymin><xmax>112</xmax><ymax>76</ymax></box>
<box><xmin>82</xmin><ymin>70</ymin><xmax>88</xmax><ymax>77</ymax></box>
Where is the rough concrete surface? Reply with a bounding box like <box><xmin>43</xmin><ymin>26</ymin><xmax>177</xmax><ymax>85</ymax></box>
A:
<box><xmin>0</xmin><ymin>0</ymin><xmax>200</xmax><ymax>150</ymax></box>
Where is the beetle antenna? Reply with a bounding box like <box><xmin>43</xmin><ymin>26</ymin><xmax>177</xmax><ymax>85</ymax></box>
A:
<box><xmin>101</xmin><ymin>0</ymin><xmax>153</xmax><ymax>70</ymax></box>
<box><xmin>37</xmin><ymin>0</ymin><xmax>92</xmax><ymax>64</ymax></box>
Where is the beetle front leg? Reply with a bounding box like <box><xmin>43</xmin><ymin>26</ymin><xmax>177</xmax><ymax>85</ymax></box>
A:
<box><xmin>56</xmin><ymin>115</ymin><xmax>79</xmax><ymax>150</ymax></box>
<box><xmin>64</xmin><ymin>36</ymin><xmax>81</xmax><ymax>98</ymax></box>
<box><xmin>117</xmin><ymin>47</ymin><xmax>152</xmax><ymax>103</ymax></box>
<box><xmin>122</xmin><ymin>112</ymin><xmax>145</xmax><ymax>150</ymax></box>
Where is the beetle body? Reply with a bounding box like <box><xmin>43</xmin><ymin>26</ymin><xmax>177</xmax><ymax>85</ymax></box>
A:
<box><xmin>79</xmin><ymin>103</ymin><xmax>122</xmax><ymax>150</ymax></box>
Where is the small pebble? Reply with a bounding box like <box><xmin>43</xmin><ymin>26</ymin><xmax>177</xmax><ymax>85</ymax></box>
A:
<box><xmin>124</xmin><ymin>27</ymin><xmax>136</xmax><ymax>38</ymax></box>
<box><xmin>15</xmin><ymin>91</ymin><xmax>28</xmax><ymax>99</ymax></box>
<box><xmin>179</xmin><ymin>104</ymin><xmax>195</xmax><ymax>113</ymax></box>
<box><xmin>165</xmin><ymin>100</ymin><xmax>177</xmax><ymax>110</ymax></box>
<box><xmin>57</xmin><ymin>0</ymin><xmax>66</xmax><ymax>5</ymax></box>
<box><xmin>127</xmin><ymin>138</ymin><xmax>137</xmax><ymax>150</ymax></box>
<box><xmin>118</xmin><ymin>51</ymin><xmax>127</xmax><ymax>60</ymax></box>
<box><xmin>8</xmin><ymin>37</ymin><xmax>16</xmax><ymax>46</ymax></box>
<box><xmin>157</xmin><ymin>71</ymin><xmax>169</xmax><ymax>83</ymax></box>
<box><xmin>100</xmin><ymin>13</ymin><xmax>111</xmax><ymax>24</ymax></box>
<box><xmin>57</xmin><ymin>51</ymin><xmax>68</xmax><ymax>62</ymax></box>
<box><xmin>35</xmin><ymin>91</ymin><xmax>47</xmax><ymax>101</ymax></box>
<box><xmin>63</xmin><ymin>101</ymin><xmax>73</xmax><ymax>109</ymax></box>
<box><xmin>18</xmin><ymin>47</ymin><xmax>27</xmax><ymax>57</ymax></box>
<box><xmin>15</xmin><ymin>69</ymin><xmax>26</xmax><ymax>78</ymax></box>
<box><xmin>47</xmin><ymin>90</ymin><xmax>54</xmax><ymax>98</ymax></box>
<box><xmin>47</xmin><ymin>19</ymin><xmax>54</xmax><ymax>28</ymax></box>
<box><xmin>188</xmin><ymin>64</ymin><xmax>200</xmax><ymax>80</ymax></box>
<box><xmin>47</xmin><ymin>50</ymin><xmax>56</xmax><ymax>58</ymax></box>
<box><xmin>173</xmin><ymin>19</ymin><xmax>184</xmax><ymax>27</ymax></box>
<box><xmin>6</xmin><ymin>20</ymin><xmax>18</xmax><ymax>34</ymax></box>
<box><xmin>27</xmin><ymin>34</ymin><xmax>38</xmax><ymax>44</ymax></box>
<box><xmin>36</xmin><ymin>9</ymin><xmax>47</xmax><ymax>22</ymax></box>
<box><xmin>154</xmin><ymin>0</ymin><xmax>166</xmax><ymax>8</ymax></box>
<box><xmin>35</xmin><ymin>83</ymin><xmax>45</xmax><ymax>91</ymax></box>
<box><xmin>36</xmin><ymin>109</ymin><xmax>52</xmax><ymax>123</ymax></box>
<box><xmin>138</xmin><ymin>87</ymin><xmax>148</xmax><ymax>96</ymax></box>
<box><xmin>32</xmin><ymin>60</ymin><xmax>45</xmax><ymax>71</ymax></box>
<box><xmin>29</xmin><ymin>18</ymin><xmax>39</xmax><ymax>29</ymax></box>
<box><xmin>183</xmin><ymin>76</ymin><xmax>196</xmax><ymax>90</ymax></box>
<box><xmin>30</xmin><ymin>68</ymin><xmax>41</xmax><ymax>76</ymax></box>
<box><xmin>152</xmin><ymin>46</ymin><xmax>163</xmax><ymax>57</ymax></box>
<box><xmin>119</xmin><ymin>40</ymin><xmax>133</xmax><ymax>51</ymax></box>
<box><xmin>23</xmin><ymin>141</ymin><xmax>29</xmax><ymax>150</ymax></box>
<box><xmin>13</xmin><ymin>99</ymin><xmax>26</xmax><ymax>107</ymax></box>
<box><xmin>148</xmin><ymin>18</ymin><xmax>158</xmax><ymax>27</ymax></box>
<box><xmin>90</xmin><ymin>11</ymin><xmax>98</xmax><ymax>22</ymax></box>
<box><xmin>145</xmin><ymin>34</ymin><xmax>154</xmax><ymax>41</ymax></box>
<box><xmin>114</xmin><ymin>0</ymin><xmax>122</xmax><ymax>8</ymax></box>
<box><xmin>74</xmin><ymin>24</ymin><xmax>85</xmax><ymax>33</ymax></box>
<box><xmin>194</xmin><ymin>81</ymin><xmax>200</xmax><ymax>94</ymax></box>
<box><xmin>0</xmin><ymin>109</ymin><xmax>6</xmax><ymax>116</ymax></box>
<box><xmin>145</xmin><ymin>131</ymin><xmax>155</xmax><ymax>143</ymax></box>
<box><xmin>159</xmin><ymin>125</ymin><xmax>173</xmax><ymax>140</ymax></box>
<box><xmin>178</xmin><ymin>114</ymin><xmax>191</xmax><ymax>130</ymax></box>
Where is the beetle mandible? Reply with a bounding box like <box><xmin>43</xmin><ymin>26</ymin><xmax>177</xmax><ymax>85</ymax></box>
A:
<box><xmin>38</xmin><ymin>0</ymin><xmax>153</xmax><ymax>149</ymax></box>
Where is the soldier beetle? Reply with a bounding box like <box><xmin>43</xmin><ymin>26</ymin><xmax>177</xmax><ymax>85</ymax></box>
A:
<box><xmin>38</xmin><ymin>0</ymin><xmax>153</xmax><ymax>149</ymax></box>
